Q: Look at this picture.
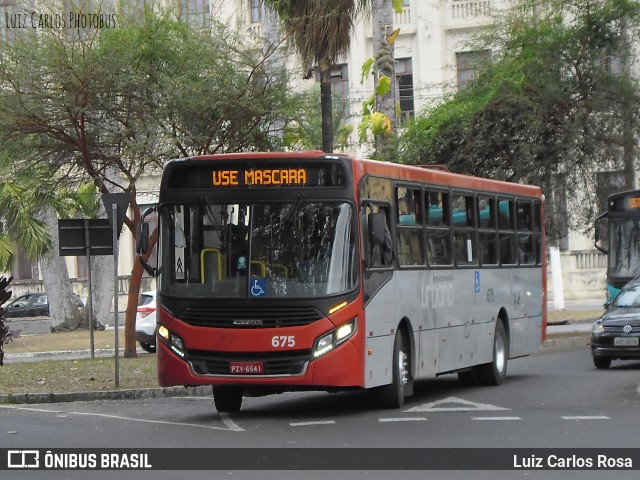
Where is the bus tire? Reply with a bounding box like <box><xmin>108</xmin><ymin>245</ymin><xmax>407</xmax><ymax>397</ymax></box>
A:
<box><xmin>477</xmin><ymin>320</ymin><xmax>508</xmax><ymax>386</ymax></box>
<box><xmin>213</xmin><ymin>387</ymin><xmax>243</xmax><ymax>413</ymax></box>
<box><xmin>593</xmin><ymin>356</ymin><xmax>612</xmax><ymax>369</ymax></box>
<box><xmin>379</xmin><ymin>330</ymin><xmax>410</xmax><ymax>408</ymax></box>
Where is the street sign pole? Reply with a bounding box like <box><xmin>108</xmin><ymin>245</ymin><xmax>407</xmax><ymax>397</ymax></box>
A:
<box><xmin>112</xmin><ymin>203</ymin><xmax>120</xmax><ymax>388</ymax></box>
<box><xmin>59</xmin><ymin>193</ymin><xmax>129</xmax><ymax>368</ymax></box>
<box><xmin>84</xmin><ymin>219</ymin><xmax>95</xmax><ymax>359</ymax></box>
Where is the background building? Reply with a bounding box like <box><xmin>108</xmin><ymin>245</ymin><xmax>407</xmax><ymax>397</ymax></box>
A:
<box><xmin>1</xmin><ymin>0</ymin><xmax>616</xmax><ymax>302</ymax></box>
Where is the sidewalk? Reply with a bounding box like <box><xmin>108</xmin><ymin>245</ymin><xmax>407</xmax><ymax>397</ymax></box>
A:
<box><xmin>547</xmin><ymin>297</ymin><xmax>606</xmax><ymax>313</ymax></box>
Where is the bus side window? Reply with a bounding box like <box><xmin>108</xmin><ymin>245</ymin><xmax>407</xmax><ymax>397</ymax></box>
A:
<box><xmin>364</xmin><ymin>204</ymin><xmax>394</xmax><ymax>268</ymax></box>
<box><xmin>396</xmin><ymin>187</ymin><xmax>424</xmax><ymax>266</ymax></box>
<box><xmin>426</xmin><ymin>190</ymin><xmax>452</xmax><ymax>266</ymax></box>
<box><xmin>453</xmin><ymin>193</ymin><xmax>477</xmax><ymax>265</ymax></box>
<box><xmin>427</xmin><ymin>230</ymin><xmax>452</xmax><ymax>265</ymax></box>
<box><xmin>498</xmin><ymin>197</ymin><xmax>516</xmax><ymax>264</ymax></box>
<box><xmin>478</xmin><ymin>196</ymin><xmax>498</xmax><ymax>265</ymax></box>
<box><xmin>427</xmin><ymin>190</ymin><xmax>449</xmax><ymax>227</ymax></box>
<box><xmin>517</xmin><ymin>200</ymin><xmax>534</xmax><ymax>264</ymax></box>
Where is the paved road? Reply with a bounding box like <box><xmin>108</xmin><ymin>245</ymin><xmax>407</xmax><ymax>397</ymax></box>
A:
<box><xmin>1</xmin><ymin>346</ymin><xmax>639</xmax><ymax>479</ymax></box>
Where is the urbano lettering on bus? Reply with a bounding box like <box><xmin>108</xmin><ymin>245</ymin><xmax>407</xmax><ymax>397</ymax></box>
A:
<box><xmin>212</xmin><ymin>169</ymin><xmax>307</xmax><ymax>187</ymax></box>
<box><xmin>420</xmin><ymin>283</ymin><xmax>455</xmax><ymax>309</ymax></box>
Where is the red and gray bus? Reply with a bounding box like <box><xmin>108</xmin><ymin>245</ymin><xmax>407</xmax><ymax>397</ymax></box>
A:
<box><xmin>137</xmin><ymin>151</ymin><xmax>546</xmax><ymax>412</ymax></box>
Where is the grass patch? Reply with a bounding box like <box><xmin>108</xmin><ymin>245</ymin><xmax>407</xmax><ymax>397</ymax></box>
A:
<box><xmin>0</xmin><ymin>355</ymin><xmax>158</xmax><ymax>396</ymax></box>
<box><xmin>4</xmin><ymin>330</ymin><xmax>125</xmax><ymax>354</ymax></box>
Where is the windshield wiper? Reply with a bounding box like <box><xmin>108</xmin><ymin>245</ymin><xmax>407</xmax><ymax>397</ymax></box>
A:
<box><xmin>283</xmin><ymin>195</ymin><xmax>305</xmax><ymax>227</ymax></box>
<box><xmin>201</xmin><ymin>196</ymin><xmax>222</xmax><ymax>230</ymax></box>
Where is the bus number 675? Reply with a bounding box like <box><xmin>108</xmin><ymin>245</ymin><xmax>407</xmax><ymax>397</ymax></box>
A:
<box><xmin>272</xmin><ymin>336</ymin><xmax>296</xmax><ymax>348</ymax></box>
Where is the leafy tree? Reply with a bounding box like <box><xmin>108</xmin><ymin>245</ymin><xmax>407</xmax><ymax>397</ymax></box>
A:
<box><xmin>0</xmin><ymin>137</ymin><xmax>104</xmax><ymax>330</ymax></box>
<box><xmin>283</xmin><ymin>84</ymin><xmax>353</xmax><ymax>151</ymax></box>
<box><xmin>0</xmin><ymin>165</ymin><xmax>52</xmax><ymax>273</ymax></box>
<box><xmin>358</xmin><ymin>0</ymin><xmax>403</xmax><ymax>160</ymax></box>
<box><xmin>264</xmin><ymin>0</ymin><xmax>375</xmax><ymax>153</ymax></box>
<box><xmin>399</xmin><ymin>0</ymin><xmax>640</xmax><ymax>240</ymax></box>
<box><xmin>0</xmin><ymin>5</ymin><xmax>300</xmax><ymax>356</ymax></box>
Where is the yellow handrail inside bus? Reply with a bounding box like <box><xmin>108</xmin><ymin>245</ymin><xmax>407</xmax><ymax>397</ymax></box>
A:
<box><xmin>267</xmin><ymin>263</ymin><xmax>288</xmax><ymax>278</ymax></box>
<box><xmin>201</xmin><ymin>248</ymin><xmax>223</xmax><ymax>283</ymax></box>
<box><xmin>250</xmin><ymin>260</ymin><xmax>267</xmax><ymax>277</ymax></box>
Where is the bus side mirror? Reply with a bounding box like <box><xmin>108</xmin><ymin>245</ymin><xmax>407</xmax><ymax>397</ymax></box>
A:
<box><xmin>136</xmin><ymin>206</ymin><xmax>158</xmax><ymax>277</ymax></box>
<box><xmin>594</xmin><ymin>214</ymin><xmax>608</xmax><ymax>254</ymax></box>
<box><xmin>368</xmin><ymin>212</ymin><xmax>387</xmax><ymax>247</ymax></box>
<box><xmin>137</xmin><ymin>222</ymin><xmax>150</xmax><ymax>255</ymax></box>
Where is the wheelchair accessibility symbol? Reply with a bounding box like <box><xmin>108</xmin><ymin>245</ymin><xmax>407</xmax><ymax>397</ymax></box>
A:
<box><xmin>250</xmin><ymin>279</ymin><xmax>267</xmax><ymax>297</ymax></box>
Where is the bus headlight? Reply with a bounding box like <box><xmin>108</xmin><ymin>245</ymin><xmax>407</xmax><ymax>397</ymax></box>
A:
<box><xmin>312</xmin><ymin>319</ymin><xmax>357</xmax><ymax>359</ymax></box>
<box><xmin>158</xmin><ymin>325</ymin><xmax>186</xmax><ymax>358</ymax></box>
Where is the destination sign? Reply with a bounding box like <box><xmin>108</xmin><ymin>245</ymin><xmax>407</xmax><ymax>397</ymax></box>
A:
<box><xmin>628</xmin><ymin>197</ymin><xmax>640</xmax><ymax>209</ymax></box>
<box><xmin>213</xmin><ymin>168</ymin><xmax>307</xmax><ymax>187</ymax></box>
<box><xmin>166</xmin><ymin>160</ymin><xmax>347</xmax><ymax>189</ymax></box>
<box><xmin>609</xmin><ymin>194</ymin><xmax>640</xmax><ymax>212</ymax></box>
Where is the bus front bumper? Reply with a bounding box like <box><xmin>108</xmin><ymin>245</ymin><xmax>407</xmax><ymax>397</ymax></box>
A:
<box><xmin>156</xmin><ymin>338</ymin><xmax>363</xmax><ymax>390</ymax></box>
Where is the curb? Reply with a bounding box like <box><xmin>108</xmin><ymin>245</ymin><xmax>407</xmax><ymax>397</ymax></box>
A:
<box><xmin>0</xmin><ymin>385</ymin><xmax>212</xmax><ymax>405</ymax></box>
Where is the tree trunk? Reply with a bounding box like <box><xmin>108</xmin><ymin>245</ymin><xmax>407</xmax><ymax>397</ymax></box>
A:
<box><xmin>90</xmin><ymin>255</ymin><xmax>114</xmax><ymax>329</ymax></box>
<box><xmin>123</xmin><ymin>258</ymin><xmax>144</xmax><ymax>358</ymax></box>
<box><xmin>39</xmin><ymin>207</ymin><xmax>86</xmax><ymax>330</ymax></box>
<box><xmin>319</xmin><ymin>58</ymin><xmax>334</xmax><ymax>154</ymax></box>
<box><xmin>373</xmin><ymin>0</ymin><xmax>396</xmax><ymax>119</ymax></box>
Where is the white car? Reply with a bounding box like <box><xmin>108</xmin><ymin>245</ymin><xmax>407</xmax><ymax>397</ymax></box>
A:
<box><xmin>135</xmin><ymin>291</ymin><xmax>157</xmax><ymax>353</ymax></box>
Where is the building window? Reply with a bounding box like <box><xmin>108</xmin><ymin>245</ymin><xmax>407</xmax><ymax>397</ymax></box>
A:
<box><xmin>250</xmin><ymin>0</ymin><xmax>262</xmax><ymax>24</ymax></box>
<box><xmin>456</xmin><ymin>50</ymin><xmax>491</xmax><ymax>90</ymax></box>
<box><xmin>119</xmin><ymin>0</ymin><xmax>146</xmax><ymax>17</ymax></box>
<box><xmin>11</xmin><ymin>247</ymin><xmax>38</xmax><ymax>281</ymax></box>
<box><xmin>179</xmin><ymin>0</ymin><xmax>210</xmax><ymax>29</ymax></box>
<box><xmin>396</xmin><ymin>58</ymin><xmax>414</xmax><ymax>122</ymax></box>
<box><xmin>331</xmin><ymin>64</ymin><xmax>349</xmax><ymax>121</ymax></box>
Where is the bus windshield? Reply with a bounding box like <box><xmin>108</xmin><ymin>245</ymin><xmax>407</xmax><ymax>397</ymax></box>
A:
<box><xmin>158</xmin><ymin>201</ymin><xmax>357</xmax><ymax>299</ymax></box>
<box><xmin>609</xmin><ymin>218</ymin><xmax>640</xmax><ymax>279</ymax></box>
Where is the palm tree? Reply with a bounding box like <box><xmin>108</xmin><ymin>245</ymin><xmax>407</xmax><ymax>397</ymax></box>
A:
<box><xmin>372</xmin><ymin>0</ymin><xmax>397</xmax><ymax>153</ymax></box>
<box><xmin>264</xmin><ymin>0</ymin><xmax>371</xmax><ymax>153</ymax></box>
<box><xmin>0</xmin><ymin>156</ymin><xmax>91</xmax><ymax>331</ymax></box>
<box><xmin>0</xmin><ymin>174</ymin><xmax>52</xmax><ymax>275</ymax></box>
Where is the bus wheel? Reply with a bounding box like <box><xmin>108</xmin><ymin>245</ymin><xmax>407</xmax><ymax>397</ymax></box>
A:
<box><xmin>593</xmin><ymin>357</ymin><xmax>612</xmax><ymax>369</ymax></box>
<box><xmin>379</xmin><ymin>331</ymin><xmax>410</xmax><ymax>408</ymax></box>
<box><xmin>477</xmin><ymin>320</ymin><xmax>508</xmax><ymax>386</ymax></box>
<box><xmin>213</xmin><ymin>387</ymin><xmax>243</xmax><ymax>413</ymax></box>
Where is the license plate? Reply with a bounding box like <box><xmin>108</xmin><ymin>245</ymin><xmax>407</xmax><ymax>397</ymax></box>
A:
<box><xmin>614</xmin><ymin>337</ymin><xmax>639</xmax><ymax>347</ymax></box>
<box><xmin>229</xmin><ymin>362</ymin><xmax>264</xmax><ymax>374</ymax></box>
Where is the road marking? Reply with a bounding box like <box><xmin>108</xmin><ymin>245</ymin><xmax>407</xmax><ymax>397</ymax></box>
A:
<box><xmin>562</xmin><ymin>416</ymin><xmax>610</xmax><ymax>420</ymax></box>
<box><xmin>406</xmin><ymin>396</ymin><xmax>509</xmax><ymax>413</ymax></box>
<box><xmin>0</xmin><ymin>405</ymin><xmax>244</xmax><ymax>432</ymax></box>
<box><xmin>219</xmin><ymin>413</ymin><xmax>245</xmax><ymax>432</ymax></box>
<box><xmin>471</xmin><ymin>416</ymin><xmax>521</xmax><ymax>421</ymax></box>
<box><xmin>379</xmin><ymin>417</ymin><xmax>427</xmax><ymax>423</ymax></box>
<box><xmin>290</xmin><ymin>420</ymin><xmax>336</xmax><ymax>427</ymax></box>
